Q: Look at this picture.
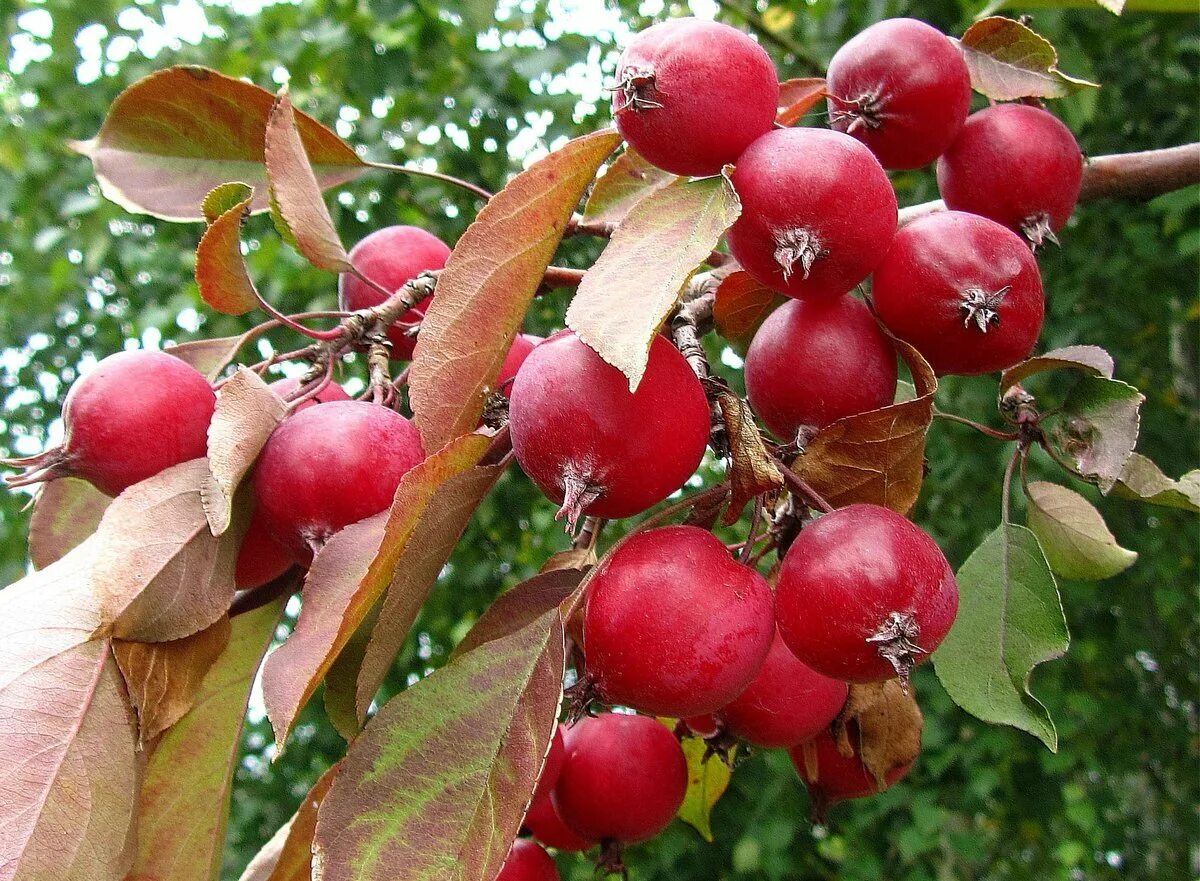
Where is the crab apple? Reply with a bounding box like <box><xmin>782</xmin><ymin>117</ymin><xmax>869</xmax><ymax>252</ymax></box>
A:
<box><xmin>789</xmin><ymin>728</ymin><xmax>914</xmax><ymax>809</ymax></box>
<box><xmin>2</xmin><ymin>350</ymin><xmax>216</xmax><ymax>497</ymax></box>
<box><xmin>337</xmin><ymin>225</ymin><xmax>452</xmax><ymax>360</ymax></box>
<box><xmin>719</xmin><ymin>629</ymin><xmax>849</xmax><ymax>749</ymax></box>
<box><xmin>745</xmin><ymin>296</ymin><xmax>897</xmax><ymax>442</ymax></box>
<box><xmin>253</xmin><ymin>400</ymin><xmax>425</xmax><ymax>561</ymax></box>
<box><xmin>234</xmin><ymin>512</ymin><xmax>294</xmax><ymax>590</ymax></box>
<box><xmin>496</xmin><ymin>839</ymin><xmax>559</xmax><ymax>881</ymax></box>
<box><xmin>727</xmin><ymin>128</ymin><xmax>898</xmax><ymax>299</ymax></box>
<box><xmin>552</xmin><ymin>713</ymin><xmax>687</xmax><ymax>844</ymax></box>
<box><xmin>497</xmin><ymin>333</ymin><xmax>541</xmax><ymax>398</ymax></box>
<box><xmin>682</xmin><ymin>714</ymin><xmax>721</xmax><ymax>739</ymax></box>
<box><xmin>872</xmin><ymin>211</ymin><xmax>1045</xmax><ymax>376</ymax></box>
<box><xmin>826</xmin><ymin>18</ymin><xmax>972</xmax><ymax>170</ymax></box>
<box><xmin>508</xmin><ymin>332</ymin><xmax>709</xmax><ymax>529</ymax></box>
<box><xmin>612</xmin><ymin>18</ymin><xmax>779</xmax><ymax>177</ymax></box>
<box><xmin>937</xmin><ymin>103</ymin><xmax>1084</xmax><ymax>247</ymax></box>
<box><xmin>268</xmin><ymin>376</ymin><xmax>350</xmax><ymax>411</ymax></box>
<box><xmin>776</xmin><ymin>504</ymin><xmax>958</xmax><ymax>683</ymax></box>
<box><xmin>583</xmin><ymin>526</ymin><xmax>775</xmax><ymax>717</ymax></box>
<box><xmin>524</xmin><ymin>794</ymin><xmax>595</xmax><ymax>853</ymax></box>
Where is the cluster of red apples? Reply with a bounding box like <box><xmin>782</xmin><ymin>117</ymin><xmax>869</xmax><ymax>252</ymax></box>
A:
<box><xmin>3</xmin><ymin>14</ymin><xmax>1090</xmax><ymax>881</ymax></box>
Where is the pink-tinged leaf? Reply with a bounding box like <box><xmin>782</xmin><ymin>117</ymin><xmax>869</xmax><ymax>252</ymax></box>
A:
<box><xmin>0</xmin><ymin>547</ymin><xmax>138</xmax><ymax>881</ymax></box>
<box><xmin>410</xmin><ymin>129</ymin><xmax>621</xmax><ymax>452</ymax></box>
<box><xmin>265</xmin><ymin>92</ymin><xmax>351</xmax><ymax>272</ymax></box>
<box><xmin>76</xmin><ymin>66</ymin><xmax>364</xmax><ymax>222</ymax></box>
<box><xmin>262</xmin><ymin>433</ymin><xmax>493</xmax><ymax>747</ymax></box>
<box><xmin>112</xmin><ymin>615</ymin><xmax>232</xmax><ymax>744</ymax></box>
<box><xmin>203</xmin><ymin>368</ymin><xmax>287</xmax><ymax>535</ymax></box>
<box><xmin>196</xmin><ymin>182</ymin><xmax>260</xmax><ymax>316</ymax></box>
<box><xmin>1050</xmin><ymin>376</ymin><xmax>1143</xmax><ymax>493</ymax></box>
<box><xmin>92</xmin><ymin>459</ymin><xmax>246</xmax><ymax>642</ymax></box>
<box><xmin>29</xmin><ymin>476</ymin><xmax>111</xmax><ymax>569</ymax></box>
<box><xmin>238</xmin><ymin>764</ymin><xmax>341</xmax><ymax>881</ymax></box>
<box><xmin>999</xmin><ymin>344</ymin><xmax>1115</xmax><ymax>393</ymax></box>
<box><xmin>794</xmin><ymin>340</ymin><xmax>937</xmax><ymax>514</ymax></box>
<box><xmin>312</xmin><ymin>612</ymin><xmax>566</xmax><ymax>881</ymax></box>
<box><xmin>127</xmin><ymin>599</ymin><xmax>283</xmax><ymax>881</ymax></box>
<box><xmin>582</xmin><ymin>148</ymin><xmax>677</xmax><ymax>225</ymax></box>
<box><xmin>567</xmin><ymin>174</ymin><xmax>741</xmax><ymax>391</ymax></box>
<box><xmin>957</xmin><ymin>18</ymin><xmax>1099</xmax><ymax>101</ymax></box>
<box><xmin>452</xmin><ymin>568</ymin><xmax>586</xmax><ymax>659</ymax></box>
<box><xmin>165</xmin><ymin>334</ymin><xmax>250</xmax><ymax>382</ymax></box>
<box><xmin>325</xmin><ymin>460</ymin><xmax>508</xmax><ymax>738</ymax></box>
<box><xmin>712</xmin><ymin>270</ymin><xmax>783</xmax><ymax>351</ymax></box>
<box><xmin>776</xmin><ymin>77</ymin><xmax>828</xmax><ymax>126</ymax></box>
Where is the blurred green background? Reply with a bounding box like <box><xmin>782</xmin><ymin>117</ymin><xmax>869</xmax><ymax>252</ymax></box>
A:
<box><xmin>1</xmin><ymin>0</ymin><xmax>1197</xmax><ymax>878</ymax></box>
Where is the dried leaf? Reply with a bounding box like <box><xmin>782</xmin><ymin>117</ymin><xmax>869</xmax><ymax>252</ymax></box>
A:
<box><xmin>29</xmin><ymin>476</ymin><xmax>111</xmax><ymax>569</ymax></box>
<box><xmin>999</xmin><ymin>344</ymin><xmax>1114</xmax><ymax>393</ymax></box>
<box><xmin>713</xmin><ymin>388</ymin><xmax>783</xmax><ymax>525</ymax></box>
<box><xmin>1025</xmin><ymin>481</ymin><xmax>1138</xmax><ymax>580</ymax></box>
<box><xmin>676</xmin><ymin>736</ymin><xmax>734</xmax><ymax>843</ymax></box>
<box><xmin>112</xmin><ymin>614</ymin><xmax>232</xmax><ymax>744</ymax></box>
<box><xmin>127</xmin><ymin>600</ymin><xmax>282</xmax><ymax>881</ymax></box>
<box><xmin>1050</xmin><ymin>376</ymin><xmax>1143</xmax><ymax>493</ymax></box>
<box><xmin>933</xmin><ymin>524</ymin><xmax>1068</xmax><ymax>750</ymax></box>
<box><xmin>165</xmin><ymin>334</ymin><xmax>250</xmax><ymax>382</ymax></box>
<box><xmin>203</xmin><ymin>368</ymin><xmax>288</xmax><ymax>535</ymax></box>
<box><xmin>238</xmin><ymin>764</ymin><xmax>341</xmax><ymax>881</ymax></box>
<box><xmin>1113</xmin><ymin>453</ymin><xmax>1200</xmax><ymax>512</ymax></box>
<box><xmin>567</xmin><ymin>174</ymin><xmax>741</xmax><ymax>391</ymax></box>
<box><xmin>265</xmin><ymin>92</ymin><xmax>351</xmax><ymax>272</ymax></box>
<box><xmin>776</xmin><ymin>77</ymin><xmax>828</xmax><ymax>126</ymax></box>
<box><xmin>196</xmin><ymin>182</ymin><xmax>260</xmax><ymax>315</ymax></box>
<box><xmin>410</xmin><ymin>129</ymin><xmax>620</xmax><ymax>451</ymax></box>
<box><xmin>712</xmin><ymin>271</ymin><xmax>782</xmax><ymax>351</ymax></box>
<box><xmin>452</xmin><ymin>568</ymin><xmax>585</xmax><ymax>658</ymax></box>
<box><xmin>312</xmin><ymin>612</ymin><xmax>565</xmax><ymax>881</ymax></box>
<box><xmin>835</xmin><ymin>681</ymin><xmax>923</xmax><ymax>788</ymax></box>
<box><xmin>957</xmin><ymin>18</ymin><xmax>1099</xmax><ymax>101</ymax></box>
<box><xmin>582</xmin><ymin>148</ymin><xmax>677</xmax><ymax>225</ymax></box>
<box><xmin>262</xmin><ymin>433</ymin><xmax>493</xmax><ymax>746</ymax></box>
<box><xmin>92</xmin><ymin>459</ymin><xmax>246</xmax><ymax>642</ymax></box>
<box><xmin>539</xmin><ymin>547</ymin><xmax>598</xmax><ymax>574</ymax></box>
<box><xmin>77</xmin><ymin>65</ymin><xmax>364</xmax><ymax>221</ymax></box>
<box><xmin>794</xmin><ymin>340</ymin><xmax>935</xmax><ymax>513</ymax></box>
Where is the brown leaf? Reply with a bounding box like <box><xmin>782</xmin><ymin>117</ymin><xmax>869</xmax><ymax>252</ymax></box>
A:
<box><xmin>794</xmin><ymin>339</ymin><xmax>937</xmax><ymax>514</ymax></box>
<box><xmin>196</xmin><ymin>182</ymin><xmax>260</xmax><ymax>315</ymax></box>
<box><xmin>582</xmin><ymin>148</ymin><xmax>677</xmax><ymax>225</ymax></box>
<box><xmin>165</xmin><ymin>334</ymin><xmax>250</xmax><ymax>382</ymax></box>
<box><xmin>712</xmin><ymin>270</ymin><xmax>783</xmax><ymax>351</ymax></box>
<box><xmin>834</xmin><ymin>680</ymin><xmax>923</xmax><ymax>788</ymax></box>
<box><xmin>776</xmin><ymin>77</ymin><xmax>828</xmax><ymax>126</ymax></box>
<box><xmin>262</xmin><ymin>433</ymin><xmax>494</xmax><ymax>747</ymax></box>
<box><xmin>203</xmin><ymin>368</ymin><xmax>287</xmax><ymax>535</ymax></box>
<box><xmin>238</xmin><ymin>764</ymin><xmax>341</xmax><ymax>881</ymax></box>
<box><xmin>539</xmin><ymin>547</ymin><xmax>598</xmax><ymax>574</ymax></box>
<box><xmin>29</xmin><ymin>476</ymin><xmax>111</xmax><ymax>569</ymax></box>
<box><xmin>410</xmin><ymin>129</ymin><xmax>621</xmax><ymax>452</ymax></box>
<box><xmin>452</xmin><ymin>568</ymin><xmax>585</xmax><ymax>659</ymax></box>
<box><xmin>77</xmin><ymin>65</ymin><xmax>364</xmax><ymax>222</ymax></box>
<box><xmin>92</xmin><ymin>459</ymin><xmax>245</xmax><ymax>642</ymax></box>
<box><xmin>567</xmin><ymin>174</ymin><xmax>741</xmax><ymax>391</ymax></box>
<box><xmin>112</xmin><ymin>615</ymin><xmax>232</xmax><ymax>744</ymax></box>
<box><xmin>713</xmin><ymin>388</ymin><xmax>783</xmax><ymax>525</ymax></box>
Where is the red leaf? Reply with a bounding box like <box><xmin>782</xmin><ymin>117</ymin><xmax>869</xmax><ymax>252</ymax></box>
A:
<box><xmin>165</xmin><ymin>334</ymin><xmax>251</xmax><ymax>381</ymax></box>
<box><xmin>712</xmin><ymin>270</ymin><xmax>783</xmax><ymax>350</ymax></box>
<box><xmin>776</xmin><ymin>77</ymin><xmax>828</xmax><ymax>126</ymax></box>
<box><xmin>195</xmin><ymin>182</ymin><xmax>260</xmax><ymax>315</ymax></box>
<box><xmin>29</xmin><ymin>476</ymin><xmax>111</xmax><ymax>569</ymax></box>
<box><xmin>238</xmin><ymin>764</ymin><xmax>341</xmax><ymax>881</ymax></box>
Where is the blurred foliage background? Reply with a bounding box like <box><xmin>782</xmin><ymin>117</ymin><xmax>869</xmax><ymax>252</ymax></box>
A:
<box><xmin>1</xmin><ymin>0</ymin><xmax>1197</xmax><ymax>879</ymax></box>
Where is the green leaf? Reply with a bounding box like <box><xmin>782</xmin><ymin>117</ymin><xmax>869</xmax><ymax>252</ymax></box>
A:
<box><xmin>1113</xmin><ymin>453</ymin><xmax>1200</xmax><ymax>512</ymax></box>
<box><xmin>195</xmin><ymin>183</ymin><xmax>260</xmax><ymax>315</ymax></box>
<box><xmin>1025</xmin><ymin>481</ymin><xmax>1138</xmax><ymax>580</ymax></box>
<box><xmin>582</xmin><ymin>148</ymin><xmax>677</xmax><ymax>225</ymax></box>
<box><xmin>28</xmin><ymin>476</ymin><xmax>111</xmax><ymax>570</ymax></box>
<box><xmin>1050</xmin><ymin>376</ymin><xmax>1144</xmax><ymax>492</ymax></box>
<box><xmin>677</xmin><ymin>736</ymin><xmax>735</xmax><ymax>843</ymax></box>
<box><xmin>311</xmin><ymin>612</ymin><xmax>566</xmax><ymax>881</ymax></box>
<box><xmin>957</xmin><ymin>18</ymin><xmax>1100</xmax><ymax>101</ymax></box>
<box><xmin>126</xmin><ymin>599</ymin><xmax>283</xmax><ymax>881</ymax></box>
<box><xmin>933</xmin><ymin>525</ymin><xmax>1069</xmax><ymax>750</ymax></box>
<box><xmin>567</xmin><ymin>174</ymin><xmax>741</xmax><ymax>391</ymax></box>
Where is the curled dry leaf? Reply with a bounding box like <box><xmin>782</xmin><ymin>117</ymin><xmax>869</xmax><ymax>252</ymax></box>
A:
<box><xmin>711</xmin><ymin>385</ymin><xmax>783</xmax><ymax>525</ymax></box>
<box><xmin>203</xmin><ymin>368</ymin><xmax>288</xmax><ymax>535</ymax></box>
<box><xmin>74</xmin><ymin>65</ymin><xmax>364</xmax><ymax>222</ymax></box>
<box><xmin>265</xmin><ymin>92</ymin><xmax>352</xmax><ymax>272</ymax></box>
<box><xmin>1113</xmin><ymin>453</ymin><xmax>1200</xmax><ymax>512</ymax></box>
<box><xmin>1025</xmin><ymin>481</ymin><xmax>1137</xmax><ymax>581</ymax></box>
<box><xmin>165</xmin><ymin>334</ymin><xmax>252</xmax><ymax>382</ymax></box>
<box><xmin>712</xmin><ymin>270</ymin><xmax>783</xmax><ymax>351</ymax></box>
<box><xmin>582</xmin><ymin>148</ymin><xmax>677</xmax><ymax>225</ymax></box>
<box><xmin>957</xmin><ymin>18</ymin><xmax>1099</xmax><ymax>101</ymax></box>
<box><xmin>539</xmin><ymin>546</ymin><xmax>599</xmax><ymax>574</ymax></box>
<box><xmin>834</xmin><ymin>681</ymin><xmax>923</xmax><ymax>788</ymax></box>
<box><xmin>567</xmin><ymin>173</ymin><xmax>741</xmax><ymax>392</ymax></box>
<box><xmin>196</xmin><ymin>182</ymin><xmax>260</xmax><ymax>316</ymax></box>
<box><xmin>793</xmin><ymin>338</ymin><xmax>937</xmax><ymax>514</ymax></box>
<box><xmin>29</xmin><ymin>476</ymin><xmax>111</xmax><ymax>570</ymax></box>
<box><xmin>238</xmin><ymin>763</ymin><xmax>341</xmax><ymax>881</ymax></box>
<box><xmin>410</xmin><ymin>129</ymin><xmax>621</xmax><ymax>451</ymax></box>
<box><xmin>776</xmin><ymin>77</ymin><xmax>828</xmax><ymax>126</ymax></box>
<box><xmin>112</xmin><ymin>614</ymin><xmax>232</xmax><ymax>745</ymax></box>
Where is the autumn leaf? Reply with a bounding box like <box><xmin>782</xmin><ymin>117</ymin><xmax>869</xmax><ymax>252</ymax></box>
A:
<box><xmin>1113</xmin><ymin>453</ymin><xmax>1200</xmax><ymax>512</ymax></box>
<box><xmin>712</xmin><ymin>271</ymin><xmax>782</xmax><ymax>351</ymax></box>
<box><xmin>238</xmin><ymin>764</ymin><xmax>341</xmax><ymax>881</ymax></box>
<box><xmin>676</xmin><ymin>736</ymin><xmax>735</xmax><ymax>843</ymax></box>
<box><xmin>834</xmin><ymin>681</ymin><xmax>923</xmax><ymax>788</ymax></box>
<box><xmin>165</xmin><ymin>334</ymin><xmax>252</xmax><ymax>381</ymax></box>
<box><xmin>1049</xmin><ymin>376</ymin><xmax>1144</xmax><ymax>493</ymax></box>
<box><xmin>582</xmin><ymin>148</ymin><xmax>677</xmax><ymax>225</ymax></box>
<box><xmin>28</xmin><ymin>476</ymin><xmax>111</xmax><ymax>569</ymax></box>
<box><xmin>776</xmin><ymin>77</ymin><xmax>828</xmax><ymax>125</ymax></box>
<box><xmin>957</xmin><ymin>18</ymin><xmax>1099</xmax><ymax>101</ymax></box>
<box><xmin>410</xmin><ymin>128</ymin><xmax>620</xmax><ymax>451</ymax></box>
<box><xmin>1025</xmin><ymin>481</ymin><xmax>1138</xmax><ymax>580</ymax></box>
<box><xmin>195</xmin><ymin>182</ymin><xmax>260</xmax><ymax>315</ymax></box>
<box><xmin>999</xmin><ymin>344</ymin><xmax>1114</xmax><ymax>393</ymax></box>
<box><xmin>712</xmin><ymin>386</ymin><xmax>783</xmax><ymax>525</ymax></box>
<box><xmin>452</xmin><ymin>568</ymin><xmax>586</xmax><ymax>658</ymax></box>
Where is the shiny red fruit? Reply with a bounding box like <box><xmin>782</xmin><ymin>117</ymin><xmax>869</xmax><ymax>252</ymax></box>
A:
<box><xmin>3</xmin><ymin>350</ymin><xmax>216</xmax><ymax>497</ymax></box>
<box><xmin>613</xmin><ymin>18</ymin><xmax>779</xmax><ymax>177</ymax></box>
<box><xmin>525</xmin><ymin>793</ymin><xmax>595</xmax><ymax>853</ymax></box>
<box><xmin>682</xmin><ymin>714</ymin><xmax>721</xmax><ymax>739</ymax></box>
<box><xmin>338</xmin><ymin>225</ymin><xmax>451</xmax><ymax>360</ymax></box>
<box><xmin>745</xmin><ymin>296</ymin><xmax>897</xmax><ymax>442</ymax></box>
<box><xmin>776</xmin><ymin>504</ymin><xmax>958</xmax><ymax>683</ymax></box>
<box><xmin>496</xmin><ymin>839</ymin><xmax>559</xmax><ymax>881</ymax></box>
<box><xmin>728</xmin><ymin>128</ymin><xmax>897</xmax><ymax>299</ymax></box>
<box><xmin>508</xmin><ymin>332</ymin><xmax>709</xmax><ymax>528</ymax></box>
<box><xmin>720</xmin><ymin>629</ymin><xmax>849</xmax><ymax>749</ymax></box>
<box><xmin>234</xmin><ymin>512</ymin><xmax>294</xmax><ymax>590</ymax></box>
<box><xmin>552</xmin><ymin>713</ymin><xmax>687</xmax><ymax>844</ymax></box>
<box><xmin>937</xmin><ymin>104</ymin><xmax>1084</xmax><ymax>247</ymax></box>
<box><xmin>789</xmin><ymin>728</ymin><xmax>913</xmax><ymax>807</ymax></box>
<box><xmin>826</xmin><ymin>18</ymin><xmax>971</xmax><ymax>170</ymax></box>
<box><xmin>497</xmin><ymin>333</ymin><xmax>541</xmax><ymax>398</ymax></box>
<box><xmin>268</xmin><ymin>376</ymin><xmax>351</xmax><ymax>411</ymax></box>
<box><xmin>872</xmin><ymin>211</ymin><xmax>1045</xmax><ymax>376</ymax></box>
<box><xmin>584</xmin><ymin>526</ymin><xmax>775</xmax><ymax>717</ymax></box>
<box><xmin>253</xmin><ymin>400</ymin><xmax>425</xmax><ymax>561</ymax></box>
